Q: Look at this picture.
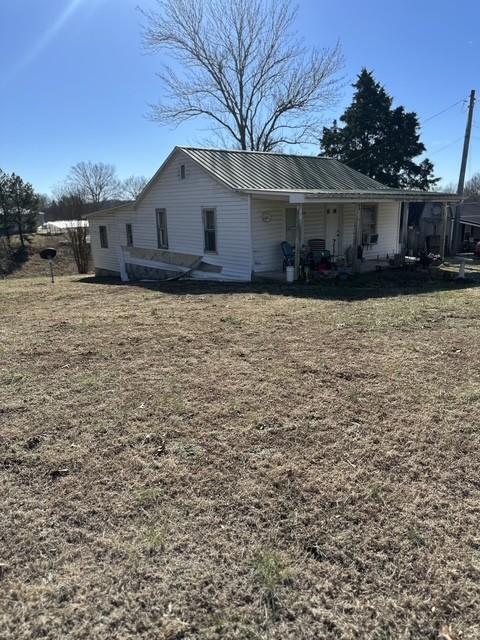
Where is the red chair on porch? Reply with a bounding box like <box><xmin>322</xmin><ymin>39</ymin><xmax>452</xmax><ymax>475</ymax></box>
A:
<box><xmin>308</xmin><ymin>239</ymin><xmax>332</xmax><ymax>271</ymax></box>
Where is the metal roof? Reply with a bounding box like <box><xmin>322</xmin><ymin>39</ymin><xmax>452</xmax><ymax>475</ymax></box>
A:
<box><xmin>180</xmin><ymin>147</ymin><xmax>391</xmax><ymax>192</ymax></box>
<box><xmin>460</xmin><ymin>202</ymin><xmax>480</xmax><ymax>227</ymax></box>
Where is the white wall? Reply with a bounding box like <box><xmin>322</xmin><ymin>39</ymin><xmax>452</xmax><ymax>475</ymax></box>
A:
<box><xmin>251</xmin><ymin>200</ymin><xmax>326</xmax><ymax>272</ymax></box>
<box><xmin>89</xmin><ymin>213</ymin><xmax>127</xmax><ymax>274</ymax></box>
<box><xmin>89</xmin><ymin>150</ymin><xmax>252</xmax><ymax>281</ymax></box>
<box><xmin>251</xmin><ymin>199</ymin><xmax>402</xmax><ymax>272</ymax></box>
<box><xmin>343</xmin><ymin>201</ymin><xmax>402</xmax><ymax>259</ymax></box>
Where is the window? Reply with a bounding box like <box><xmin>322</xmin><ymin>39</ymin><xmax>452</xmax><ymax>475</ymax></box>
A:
<box><xmin>126</xmin><ymin>223</ymin><xmax>133</xmax><ymax>247</ymax></box>
<box><xmin>99</xmin><ymin>225</ymin><xmax>108</xmax><ymax>248</ymax></box>
<box><xmin>202</xmin><ymin>208</ymin><xmax>217</xmax><ymax>253</ymax></box>
<box><xmin>156</xmin><ymin>208</ymin><xmax>168</xmax><ymax>249</ymax></box>
<box><xmin>180</xmin><ymin>164</ymin><xmax>186</xmax><ymax>180</ymax></box>
<box><xmin>361</xmin><ymin>205</ymin><xmax>378</xmax><ymax>245</ymax></box>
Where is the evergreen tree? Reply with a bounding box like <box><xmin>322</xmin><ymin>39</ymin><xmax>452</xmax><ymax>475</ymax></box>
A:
<box><xmin>320</xmin><ymin>69</ymin><xmax>439</xmax><ymax>190</ymax></box>
<box><xmin>9</xmin><ymin>174</ymin><xmax>39</xmax><ymax>248</ymax></box>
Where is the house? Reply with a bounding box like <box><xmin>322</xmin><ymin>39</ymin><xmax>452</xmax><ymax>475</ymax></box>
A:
<box><xmin>85</xmin><ymin>147</ymin><xmax>457</xmax><ymax>281</ymax></box>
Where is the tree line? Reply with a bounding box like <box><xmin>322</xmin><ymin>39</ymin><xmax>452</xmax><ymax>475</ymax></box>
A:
<box><xmin>0</xmin><ymin>161</ymin><xmax>147</xmax><ymax>277</ymax></box>
<box><xmin>45</xmin><ymin>162</ymin><xmax>148</xmax><ymax>221</ymax></box>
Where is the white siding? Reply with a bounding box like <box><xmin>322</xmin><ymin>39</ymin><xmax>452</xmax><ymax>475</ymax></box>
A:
<box><xmin>342</xmin><ymin>201</ymin><xmax>402</xmax><ymax>259</ymax></box>
<box><xmin>251</xmin><ymin>200</ymin><xmax>326</xmax><ymax>272</ymax></box>
<box><xmin>251</xmin><ymin>199</ymin><xmax>402</xmax><ymax>272</ymax></box>
<box><xmin>89</xmin><ymin>151</ymin><xmax>252</xmax><ymax>281</ymax></box>
<box><xmin>89</xmin><ymin>213</ymin><xmax>129</xmax><ymax>273</ymax></box>
<box><xmin>342</xmin><ymin>203</ymin><xmax>356</xmax><ymax>252</ymax></box>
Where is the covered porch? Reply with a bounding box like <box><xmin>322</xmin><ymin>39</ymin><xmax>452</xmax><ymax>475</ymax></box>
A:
<box><xmin>250</xmin><ymin>191</ymin><xmax>454</xmax><ymax>281</ymax></box>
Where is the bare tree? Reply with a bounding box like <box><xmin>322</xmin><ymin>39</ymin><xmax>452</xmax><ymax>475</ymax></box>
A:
<box><xmin>464</xmin><ymin>173</ymin><xmax>480</xmax><ymax>201</ymax></box>
<box><xmin>121</xmin><ymin>175</ymin><xmax>148</xmax><ymax>200</ymax></box>
<box><xmin>48</xmin><ymin>187</ymin><xmax>91</xmax><ymax>222</ymax></box>
<box><xmin>65</xmin><ymin>223</ymin><xmax>90</xmax><ymax>274</ymax></box>
<box><xmin>141</xmin><ymin>0</ymin><xmax>343</xmax><ymax>151</ymax></box>
<box><xmin>66</xmin><ymin>162</ymin><xmax>121</xmax><ymax>205</ymax></box>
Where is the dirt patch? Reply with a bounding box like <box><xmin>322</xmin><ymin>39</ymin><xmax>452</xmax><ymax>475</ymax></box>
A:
<box><xmin>1</xmin><ymin>276</ymin><xmax>479</xmax><ymax>639</ymax></box>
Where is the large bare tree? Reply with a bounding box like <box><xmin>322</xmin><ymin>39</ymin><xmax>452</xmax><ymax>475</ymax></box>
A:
<box><xmin>141</xmin><ymin>0</ymin><xmax>343</xmax><ymax>151</ymax></box>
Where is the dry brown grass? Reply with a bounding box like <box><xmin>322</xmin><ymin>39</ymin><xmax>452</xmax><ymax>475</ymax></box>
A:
<box><xmin>3</xmin><ymin>234</ymin><xmax>91</xmax><ymax>279</ymax></box>
<box><xmin>1</xmin><ymin>275</ymin><xmax>480</xmax><ymax>639</ymax></box>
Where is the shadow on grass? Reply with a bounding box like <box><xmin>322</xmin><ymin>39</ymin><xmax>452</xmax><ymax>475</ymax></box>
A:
<box><xmin>0</xmin><ymin>244</ymin><xmax>31</xmax><ymax>277</ymax></box>
<box><xmin>77</xmin><ymin>269</ymin><xmax>480</xmax><ymax>302</ymax></box>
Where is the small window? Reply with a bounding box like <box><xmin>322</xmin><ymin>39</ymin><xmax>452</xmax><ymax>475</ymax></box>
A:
<box><xmin>361</xmin><ymin>205</ymin><xmax>378</xmax><ymax>245</ymax></box>
<box><xmin>202</xmin><ymin>208</ymin><xmax>217</xmax><ymax>253</ymax></box>
<box><xmin>126</xmin><ymin>223</ymin><xmax>133</xmax><ymax>247</ymax></box>
<box><xmin>156</xmin><ymin>208</ymin><xmax>168</xmax><ymax>249</ymax></box>
<box><xmin>99</xmin><ymin>225</ymin><xmax>108</xmax><ymax>248</ymax></box>
<box><xmin>180</xmin><ymin>164</ymin><xmax>186</xmax><ymax>180</ymax></box>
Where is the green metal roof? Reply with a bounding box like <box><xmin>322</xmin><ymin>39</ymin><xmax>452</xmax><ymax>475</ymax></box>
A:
<box><xmin>179</xmin><ymin>147</ymin><xmax>458</xmax><ymax>201</ymax></box>
<box><xmin>180</xmin><ymin>147</ymin><xmax>390</xmax><ymax>192</ymax></box>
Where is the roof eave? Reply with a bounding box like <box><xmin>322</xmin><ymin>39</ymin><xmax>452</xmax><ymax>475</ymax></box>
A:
<box><xmin>241</xmin><ymin>188</ymin><xmax>460</xmax><ymax>202</ymax></box>
<box><xmin>83</xmin><ymin>203</ymin><xmax>134</xmax><ymax>219</ymax></box>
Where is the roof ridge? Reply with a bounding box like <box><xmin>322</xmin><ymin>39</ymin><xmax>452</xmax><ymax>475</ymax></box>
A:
<box><xmin>179</xmin><ymin>146</ymin><xmax>339</xmax><ymax>161</ymax></box>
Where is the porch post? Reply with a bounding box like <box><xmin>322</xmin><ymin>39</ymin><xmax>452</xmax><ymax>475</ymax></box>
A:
<box><xmin>337</xmin><ymin>205</ymin><xmax>344</xmax><ymax>258</ymax></box>
<box><xmin>401</xmin><ymin>202</ymin><xmax>409</xmax><ymax>257</ymax></box>
<box><xmin>289</xmin><ymin>194</ymin><xmax>305</xmax><ymax>281</ymax></box>
<box><xmin>352</xmin><ymin>204</ymin><xmax>362</xmax><ymax>273</ymax></box>
<box><xmin>294</xmin><ymin>204</ymin><xmax>304</xmax><ymax>280</ymax></box>
<box><xmin>440</xmin><ymin>202</ymin><xmax>449</xmax><ymax>261</ymax></box>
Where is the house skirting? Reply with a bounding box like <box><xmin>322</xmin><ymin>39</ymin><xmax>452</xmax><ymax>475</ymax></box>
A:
<box><xmin>95</xmin><ymin>267</ymin><xmax>120</xmax><ymax>278</ymax></box>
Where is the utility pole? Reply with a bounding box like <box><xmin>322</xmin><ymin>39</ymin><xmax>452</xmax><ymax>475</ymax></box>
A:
<box><xmin>457</xmin><ymin>90</ymin><xmax>476</xmax><ymax>195</ymax></box>
<box><xmin>452</xmin><ymin>89</ymin><xmax>476</xmax><ymax>253</ymax></box>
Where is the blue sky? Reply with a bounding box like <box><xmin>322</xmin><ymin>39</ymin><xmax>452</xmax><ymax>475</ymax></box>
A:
<box><xmin>1</xmin><ymin>0</ymin><xmax>479</xmax><ymax>195</ymax></box>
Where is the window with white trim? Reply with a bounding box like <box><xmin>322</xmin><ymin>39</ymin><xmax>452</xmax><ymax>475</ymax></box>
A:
<box><xmin>361</xmin><ymin>205</ymin><xmax>378</xmax><ymax>245</ymax></box>
<box><xmin>99</xmin><ymin>225</ymin><xmax>108</xmax><ymax>248</ymax></box>
<box><xmin>156</xmin><ymin>209</ymin><xmax>168</xmax><ymax>249</ymax></box>
<box><xmin>202</xmin><ymin>208</ymin><xmax>217</xmax><ymax>253</ymax></box>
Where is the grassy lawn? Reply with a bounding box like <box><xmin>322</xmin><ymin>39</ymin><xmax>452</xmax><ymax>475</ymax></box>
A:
<box><xmin>1</xmin><ymin>275</ymin><xmax>480</xmax><ymax>639</ymax></box>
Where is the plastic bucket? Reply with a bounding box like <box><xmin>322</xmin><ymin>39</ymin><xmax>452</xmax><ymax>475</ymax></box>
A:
<box><xmin>286</xmin><ymin>265</ymin><xmax>294</xmax><ymax>283</ymax></box>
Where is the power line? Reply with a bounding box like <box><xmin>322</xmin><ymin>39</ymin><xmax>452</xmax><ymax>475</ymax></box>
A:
<box><xmin>421</xmin><ymin>99</ymin><xmax>464</xmax><ymax>124</ymax></box>
<box><xmin>428</xmin><ymin>136</ymin><xmax>464</xmax><ymax>156</ymax></box>
<box><xmin>336</xmin><ymin>97</ymin><xmax>467</xmax><ymax>167</ymax></box>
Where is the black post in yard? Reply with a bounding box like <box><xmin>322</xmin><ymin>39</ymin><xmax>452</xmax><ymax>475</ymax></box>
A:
<box><xmin>39</xmin><ymin>247</ymin><xmax>57</xmax><ymax>283</ymax></box>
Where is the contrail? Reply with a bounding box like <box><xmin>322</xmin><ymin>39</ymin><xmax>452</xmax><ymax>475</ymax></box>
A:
<box><xmin>2</xmin><ymin>0</ymin><xmax>85</xmax><ymax>88</ymax></box>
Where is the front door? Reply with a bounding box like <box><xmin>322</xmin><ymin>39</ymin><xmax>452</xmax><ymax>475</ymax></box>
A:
<box><xmin>285</xmin><ymin>208</ymin><xmax>297</xmax><ymax>246</ymax></box>
<box><xmin>325</xmin><ymin>206</ymin><xmax>340</xmax><ymax>257</ymax></box>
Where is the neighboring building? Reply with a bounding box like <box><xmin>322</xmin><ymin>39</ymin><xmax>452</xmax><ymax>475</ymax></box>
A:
<box><xmin>405</xmin><ymin>202</ymin><xmax>454</xmax><ymax>256</ymax></box>
<box><xmin>41</xmin><ymin>220</ymin><xmax>89</xmax><ymax>234</ymax></box>
<box><xmin>85</xmin><ymin>147</ymin><xmax>457</xmax><ymax>281</ymax></box>
<box><xmin>459</xmin><ymin>201</ymin><xmax>480</xmax><ymax>249</ymax></box>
